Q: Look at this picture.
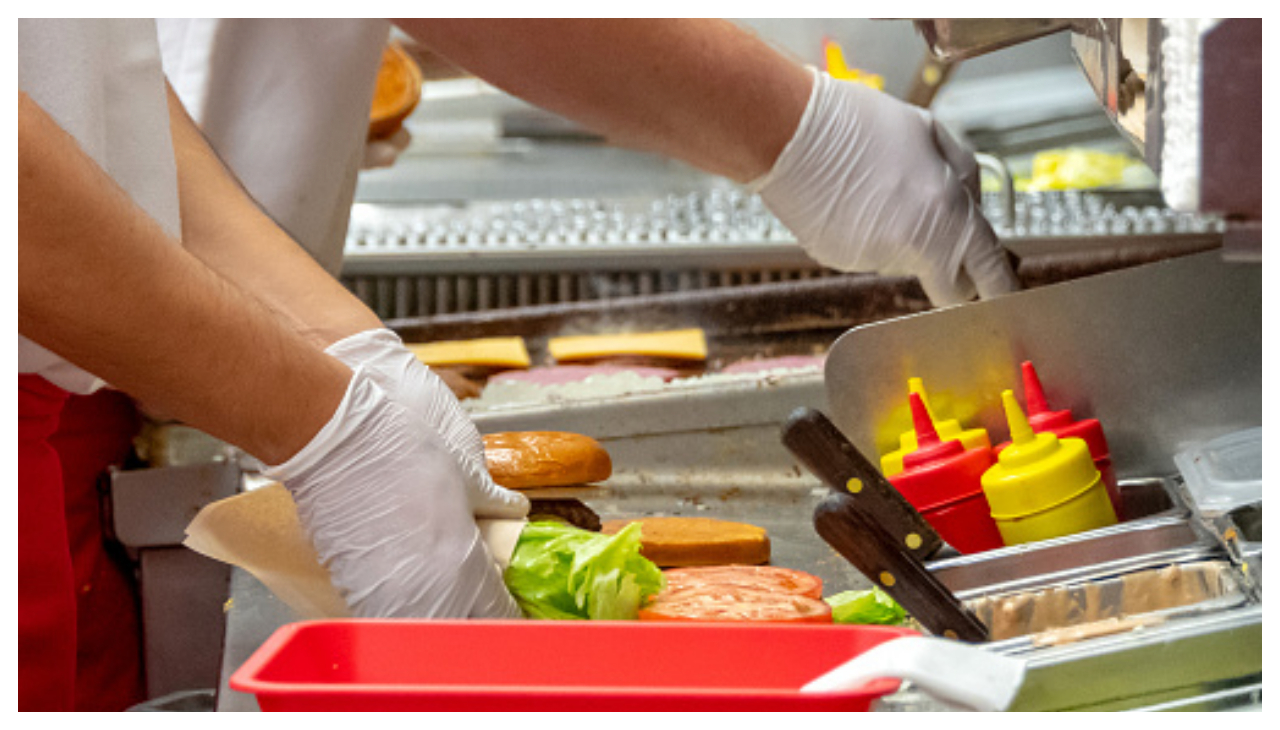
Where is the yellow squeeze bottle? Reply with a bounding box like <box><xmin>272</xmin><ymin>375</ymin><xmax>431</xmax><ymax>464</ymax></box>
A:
<box><xmin>881</xmin><ymin>378</ymin><xmax>991</xmax><ymax>477</ymax></box>
<box><xmin>981</xmin><ymin>390</ymin><xmax>1117</xmax><ymax>545</ymax></box>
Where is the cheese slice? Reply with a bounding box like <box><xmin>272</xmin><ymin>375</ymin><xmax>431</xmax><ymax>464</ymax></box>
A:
<box><xmin>406</xmin><ymin>337</ymin><xmax>531</xmax><ymax>368</ymax></box>
<box><xmin>548</xmin><ymin>328</ymin><xmax>708</xmax><ymax>362</ymax></box>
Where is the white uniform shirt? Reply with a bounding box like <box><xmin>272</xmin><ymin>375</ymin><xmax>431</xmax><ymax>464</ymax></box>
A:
<box><xmin>18</xmin><ymin>19</ymin><xmax>182</xmax><ymax>394</ymax></box>
<box><xmin>157</xmin><ymin>19</ymin><xmax>390</xmax><ymax>275</ymax></box>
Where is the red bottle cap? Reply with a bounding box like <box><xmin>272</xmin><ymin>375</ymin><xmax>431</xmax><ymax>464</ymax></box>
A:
<box><xmin>894</xmin><ymin>393</ymin><xmax>993</xmax><ymax>510</ymax></box>
<box><xmin>1021</xmin><ymin>361</ymin><xmax>1112</xmax><ymax>461</ymax></box>
<box><xmin>891</xmin><ymin>393</ymin><xmax>1003</xmax><ymax>553</ymax></box>
<box><xmin>902</xmin><ymin>392</ymin><xmax>965</xmax><ymax>468</ymax></box>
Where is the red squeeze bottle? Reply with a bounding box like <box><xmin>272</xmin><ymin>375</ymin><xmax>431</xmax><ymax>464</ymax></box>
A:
<box><xmin>1014</xmin><ymin>361</ymin><xmax>1123</xmax><ymax>519</ymax></box>
<box><xmin>887</xmin><ymin>392</ymin><xmax>1005</xmax><ymax>554</ymax></box>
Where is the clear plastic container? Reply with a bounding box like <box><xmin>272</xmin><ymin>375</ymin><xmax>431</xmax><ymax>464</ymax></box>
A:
<box><xmin>1173</xmin><ymin>427</ymin><xmax>1262</xmax><ymax>513</ymax></box>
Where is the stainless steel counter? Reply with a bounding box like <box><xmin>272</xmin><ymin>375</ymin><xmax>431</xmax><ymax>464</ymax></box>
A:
<box><xmin>217</xmin><ymin>569</ymin><xmax>300</xmax><ymax>712</ymax></box>
<box><xmin>213</xmin><ymin>369</ymin><xmax>1261</xmax><ymax>711</ymax></box>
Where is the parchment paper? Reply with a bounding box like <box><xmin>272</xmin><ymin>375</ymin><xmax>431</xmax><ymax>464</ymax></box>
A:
<box><xmin>183</xmin><ymin>482</ymin><xmax>526</xmax><ymax>619</ymax></box>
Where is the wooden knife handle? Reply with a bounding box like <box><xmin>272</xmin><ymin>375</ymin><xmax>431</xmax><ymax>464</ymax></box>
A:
<box><xmin>815</xmin><ymin>491</ymin><xmax>988</xmax><ymax>643</ymax></box>
<box><xmin>782</xmin><ymin>407</ymin><xmax>944</xmax><ymax>559</ymax></box>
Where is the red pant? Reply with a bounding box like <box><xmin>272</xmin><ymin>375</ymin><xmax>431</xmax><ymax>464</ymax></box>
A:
<box><xmin>19</xmin><ymin>375</ymin><xmax>145</xmax><ymax>711</ymax></box>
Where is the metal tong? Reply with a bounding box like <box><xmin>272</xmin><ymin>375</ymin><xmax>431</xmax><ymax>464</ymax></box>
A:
<box><xmin>781</xmin><ymin>407</ymin><xmax>988</xmax><ymax>643</ymax></box>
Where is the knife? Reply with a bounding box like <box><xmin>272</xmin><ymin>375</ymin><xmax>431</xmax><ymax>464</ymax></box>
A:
<box><xmin>781</xmin><ymin>407</ymin><xmax>945</xmax><ymax>560</ymax></box>
<box><xmin>813</xmin><ymin>490</ymin><xmax>988</xmax><ymax>643</ymax></box>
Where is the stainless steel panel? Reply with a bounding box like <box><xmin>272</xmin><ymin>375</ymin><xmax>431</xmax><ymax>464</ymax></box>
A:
<box><xmin>913</xmin><ymin>19</ymin><xmax>1077</xmax><ymax>61</ymax></box>
<box><xmin>110</xmin><ymin>461</ymin><xmax>242</xmax><ymax>548</ymax></box>
<box><xmin>1007</xmin><ymin>604</ymin><xmax>1263</xmax><ymax>711</ymax></box>
<box><xmin>932</xmin><ymin>517</ymin><xmax>1213</xmax><ymax>598</ymax></box>
<box><xmin>825</xmin><ymin>251</ymin><xmax>1261</xmax><ymax>482</ymax></box>
<box><xmin>217</xmin><ymin>569</ymin><xmax>294</xmax><ymax>711</ymax></box>
<box><xmin>1069</xmin><ymin>19</ymin><xmax>1161</xmax><ymax>162</ymax></box>
<box><xmin>138</xmin><ymin>548</ymin><xmax>229</xmax><ymax>701</ymax></box>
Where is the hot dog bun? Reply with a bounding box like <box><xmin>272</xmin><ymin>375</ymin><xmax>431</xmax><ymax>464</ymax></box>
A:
<box><xmin>483</xmin><ymin>431</ymin><xmax>612</xmax><ymax>490</ymax></box>
<box><xmin>600</xmin><ymin>516</ymin><xmax>771</xmax><ymax>567</ymax></box>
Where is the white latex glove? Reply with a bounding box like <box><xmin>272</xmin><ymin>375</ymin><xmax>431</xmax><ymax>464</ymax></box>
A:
<box><xmin>362</xmin><ymin>127</ymin><xmax>412</xmax><ymax>169</ymax></box>
<box><xmin>264</xmin><ymin>367</ymin><xmax>521</xmax><ymax>618</ymax></box>
<box><xmin>325</xmin><ymin>328</ymin><xmax>529</xmax><ymax>520</ymax></box>
<box><xmin>755</xmin><ymin>68</ymin><xmax>1020</xmax><ymax>306</ymax></box>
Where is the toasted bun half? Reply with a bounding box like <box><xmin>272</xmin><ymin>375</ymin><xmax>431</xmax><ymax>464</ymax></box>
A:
<box><xmin>369</xmin><ymin>42</ymin><xmax>422</xmax><ymax>140</ymax></box>
<box><xmin>600</xmin><ymin>516</ymin><xmax>770</xmax><ymax>567</ymax></box>
<box><xmin>483</xmin><ymin>431</ymin><xmax>612</xmax><ymax>490</ymax></box>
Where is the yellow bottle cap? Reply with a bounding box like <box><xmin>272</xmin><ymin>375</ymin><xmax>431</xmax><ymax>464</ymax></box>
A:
<box><xmin>981</xmin><ymin>390</ymin><xmax>1100</xmax><ymax>518</ymax></box>
<box><xmin>881</xmin><ymin>378</ymin><xmax>991</xmax><ymax>476</ymax></box>
<box><xmin>823</xmin><ymin>38</ymin><xmax>886</xmax><ymax>90</ymax></box>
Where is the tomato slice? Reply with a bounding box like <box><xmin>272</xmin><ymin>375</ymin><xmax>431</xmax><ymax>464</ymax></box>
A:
<box><xmin>639</xmin><ymin>585</ymin><xmax>833</xmax><ymax>624</ymax></box>
<box><xmin>660</xmin><ymin>565</ymin><xmax>825</xmax><ymax>600</ymax></box>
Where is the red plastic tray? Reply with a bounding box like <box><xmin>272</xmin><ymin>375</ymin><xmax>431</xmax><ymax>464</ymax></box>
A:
<box><xmin>231</xmin><ymin>619</ymin><xmax>917</xmax><ymax>711</ymax></box>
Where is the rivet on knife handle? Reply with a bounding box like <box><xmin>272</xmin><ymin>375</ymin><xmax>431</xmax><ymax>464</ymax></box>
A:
<box><xmin>782</xmin><ymin>407</ymin><xmax>945</xmax><ymax>559</ymax></box>
<box><xmin>814</xmin><ymin>491</ymin><xmax>988</xmax><ymax>643</ymax></box>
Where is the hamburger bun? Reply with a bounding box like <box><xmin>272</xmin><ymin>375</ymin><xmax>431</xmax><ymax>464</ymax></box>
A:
<box><xmin>368</xmin><ymin>42</ymin><xmax>422</xmax><ymax>140</ymax></box>
<box><xmin>483</xmin><ymin>431</ymin><xmax>612</xmax><ymax>490</ymax></box>
<box><xmin>600</xmin><ymin>516</ymin><xmax>770</xmax><ymax>567</ymax></box>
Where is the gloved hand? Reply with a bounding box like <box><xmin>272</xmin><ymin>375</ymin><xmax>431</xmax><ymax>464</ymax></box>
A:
<box><xmin>362</xmin><ymin>126</ymin><xmax>412</xmax><ymax>170</ymax></box>
<box><xmin>264</xmin><ymin>367</ymin><xmax>521</xmax><ymax>618</ymax></box>
<box><xmin>325</xmin><ymin>328</ymin><xmax>528</xmax><ymax>520</ymax></box>
<box><xmin>755</xmin><ymin>68</ymin><xmax>1020</xmax><ymax>306</ymax></box>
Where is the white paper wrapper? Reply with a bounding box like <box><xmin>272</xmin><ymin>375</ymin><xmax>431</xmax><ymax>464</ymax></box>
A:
<box><xmin>183</xmin><ymin>482</ymin><xmax>526</xmax><ymax>619</ymax></box>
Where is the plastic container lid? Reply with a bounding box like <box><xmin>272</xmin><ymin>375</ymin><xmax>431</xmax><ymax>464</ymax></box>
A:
<box><xmin>1173</xmin><ymin>427</ymin><xmax>1262</xmax><ymax>513</ymax></box>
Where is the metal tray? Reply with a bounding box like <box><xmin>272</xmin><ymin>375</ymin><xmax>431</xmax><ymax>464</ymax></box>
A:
<box><xmin>927</xmin><ymin>477</ymin><xmax>1209</xmax><ymax>596</ymax></box>
<box><xmin>880</xmin><ymin>551</ymin><xmax>1261</xmax><ymax>710</ymax></box>
<box><xmin>964</xmin><ymin>556</ymin><xmax>1248</xmax><ymax>645</ymax></box>
<box><xmin>879</xmin><ymin>601</ymin><xmax>1263</xmax><ymax>711</ymax></box>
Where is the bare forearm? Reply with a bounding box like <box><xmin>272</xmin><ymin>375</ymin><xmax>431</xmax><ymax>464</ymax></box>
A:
<box><xmin>18</xmin><ymin>91</ymin><xmax>348</xmax><ymax>465</ymax></box>
<box><xmin>164</xmin><ymin>85</ymin><xmax>382</xmax><ymax>349</ymax></box>
<box><xmin>394</xmin><ymin>18</ymin><xmax>812</xmax><ymax>182</ymax></box>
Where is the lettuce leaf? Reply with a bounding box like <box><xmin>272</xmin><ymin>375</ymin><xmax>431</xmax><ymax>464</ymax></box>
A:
<box><xmin>504</xmin><ymin>521</ymin><xmax>665</xmax><ymax>620</ymax></box>
<box><xmin>825</xmin><ymin>586</ymin><xmax>908</xmax><ymax>625</ymax></box>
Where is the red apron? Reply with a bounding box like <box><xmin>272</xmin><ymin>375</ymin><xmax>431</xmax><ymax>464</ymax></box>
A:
<box><xmin>19</xmin><ymin>374</ymin><xmax>76</xmax><ymax>710</ymax></box>
<box><xmin>19</xmin><ymin>375</ymin><xmax>145</xmax><ymax>711</ymax></box>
